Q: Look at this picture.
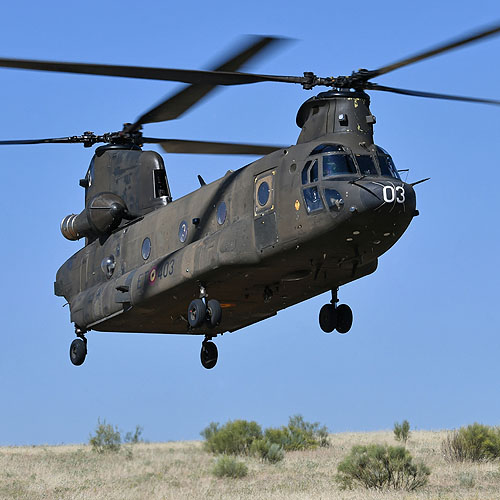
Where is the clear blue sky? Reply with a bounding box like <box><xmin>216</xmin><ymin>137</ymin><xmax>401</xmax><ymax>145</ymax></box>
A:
<box><xmin>0</xmin><ymin>1</ymin><xmax>499</xmax><ymax>446</ymax></box>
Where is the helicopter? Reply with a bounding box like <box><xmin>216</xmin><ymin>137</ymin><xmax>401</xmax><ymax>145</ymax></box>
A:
<box><xmin>0</xmin><ymin>25</ymin><xmax>499</xmax><ymax>369</ymax></box>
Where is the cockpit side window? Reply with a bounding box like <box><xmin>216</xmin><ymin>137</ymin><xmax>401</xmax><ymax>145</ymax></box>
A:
<box><xmin>309</xmin><ymin>159</ymin><xmax>319</xmax><ymax>183</ymax></box>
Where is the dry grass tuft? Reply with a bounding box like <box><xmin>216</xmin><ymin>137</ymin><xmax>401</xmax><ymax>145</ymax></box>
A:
<box><xmin>1</xmin><ymin>431</ymin><xmax>500</xmax><ymax>499</ymax></box>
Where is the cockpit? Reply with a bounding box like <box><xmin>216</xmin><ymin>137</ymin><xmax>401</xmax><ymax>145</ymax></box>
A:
<box><xmin>301</xmin><ymin>143</ymin><xmax>400</xmax><ymax>214</ymax></box>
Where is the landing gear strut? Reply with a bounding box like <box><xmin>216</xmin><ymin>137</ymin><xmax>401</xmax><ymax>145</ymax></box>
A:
<box><xmin>187</xmin><ymin>284</ymin><xmax>222</xmax><ymax>368</ymax></box>
<box><xmin>70</xmin><ymin>327</ymin><xmax>87</xmax><ymax>366</ymax></box>
<box><xmin>319</xmin><ymin>288</ymin><xmax>353</xmax><ymax>334</ymax></box>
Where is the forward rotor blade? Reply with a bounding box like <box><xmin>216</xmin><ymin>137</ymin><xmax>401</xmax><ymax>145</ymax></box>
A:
<box><xmin>365</xmin><ymin>82</ymin><xmax>500</xmax><ymax>106</ymax></box>
<box><xmin>143</xmin><ymin>137</ymin><xmax>284</xmax><ymax>155</ymax></box>
<box><xmin>126</xmin><ymin>36</ymin><xmax>288</xmax><ymax>132</ymax></box>
<box><xmin>364</xmin><ymin>22</ymin><xmax>500</xmax><ymax>79</ymax></box>
<box><xmin>0</xmin><ymin>49</ymin><xmax>296</xmax><ymax>87</ymax></box>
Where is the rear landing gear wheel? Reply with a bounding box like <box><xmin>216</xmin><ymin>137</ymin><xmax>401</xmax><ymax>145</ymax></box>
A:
<box><xmin>200</xmin><ymin>341</ymin><xmax>218</xmax><ymax>369</ymax></box>
<box><xmin>206</xmin><ymin>299</ymin><xmax>222</xmax><ymax>328</ymax></box>
<box><xmin>319</xmin><ymin>304</ymin><xmax>337</xmax><ymax>333</ymax></box>
<box><xmin>70</xmin><ymin>338</ymin><xmax>87</xmax><ymax>366</ymax></box>
<box><xmin>336</xmin><ymin>304</ymin><xmax>353</xmax><ymax>334</ymax></box>
<box><xmin>188</xmin><ymin>299</ymin><xmax>207</xmax><ymax>328</ymax></box>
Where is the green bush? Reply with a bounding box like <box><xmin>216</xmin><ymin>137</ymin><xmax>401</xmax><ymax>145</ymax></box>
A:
<box><xmin>212</xmin><ymin>455</ymin><xmax>248</xmax><ymax>478</ymax></box>
<box><xmin>393</xmin><ymin>420</ymin><xmax>411</xmax><ymax>445</ymax></box>
<box><xmin>201</xmin><ymin>420</ymin><xmax>262</xmax><ymax>455</ymax></box>
<box><xmin>335</xmin><ymin>444</ymin><xmax>430</xmax><ymax>491</ymax></box>
<box><xmin>124</xmin><ymin>425</ymin><xmax>143</xmax><ymax>444</ymax></box>
<box><xmin>251</xmin><ymin>439</ymin><xmax>285</xmax><ymax>463</ymax></box>
<box><xmin>264</xmin><ymin>415</ymin><xmax>329</xmax><ymax>451</ymax></box>
<box><xmin>441</xmin><ymin>423</ymin><xmax>500</xmax><ymax>462</ymax></box>
<box><xmin>89</xmin><ymin>418</ymin><xmax>121</xmax><ymax>453</ymax></box>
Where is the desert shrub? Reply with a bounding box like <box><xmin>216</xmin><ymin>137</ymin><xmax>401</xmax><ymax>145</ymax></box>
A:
<box><xmin>251</xmin><ymin>439</ymin><xmax>285</xmax><ymax>463</ymax></box>
<box><xmin>89</xmin><ymin>418</ymin><xmax>121</xmax><ymax>453</ymax></box>
<box><xmin>393</xmin><ymin>420</ymin><xmax>411</xmax><ymax>445</ymax></box>
<box><xmin>201</xmin><ymin>420</ymin><xmax>262</xmax><ymax>455</ymax></box>
<box><xmin>336</xmin><ymin>444</ymin><xmax>430</xmax><ymax>491</ymax></box>
<box><xmin>441</xmin><ymin>423</ymin><xmax>500</xmax><ymax>462</ymax></box>
<box><xmin>458</xmin><ymin>472</ymin><xmax>475</xmax><ymax>488</ymax></box>
<box><xmin>264</xmin><ymin>415</ymin><xmax>329</xmax><ymax>451</ymax></box>
<box><xmin>124</xmin><ymin>425</ymin><xmax>143</xmax><ymax>444</ymax></box>
<box><xmin>212</xmin><ymin>455</ymin><xmax>248</xmax><ymax>478</ymax></box>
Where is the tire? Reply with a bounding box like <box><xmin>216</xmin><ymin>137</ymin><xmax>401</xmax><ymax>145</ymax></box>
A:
<box><xmin>200</xmin><ymin>341</ymin><xmax>218</xmax><ymax>369</ymax></box>
<box><xmin>207</xmin><ymin>299</ymin><xmax>222</xmax><ymax>328</ymax></box>
<box><xmin>70</xmin><ymin>338</ymin><xmax>87</xmax><ymax>366</ymax></box>
<box><xmin>319</xmin><ymin>304</ymin><xmax>337</xmax><ymax>333</ymax></box>
<box><xmin>336</xmin><ymin>304</ymin><xmax>353</xmax><ymax>334</ymax></box>
<box><xmin>188</xmin><ymin>299</ymin><xmax>206</xmax><ymax>328</ymax></box>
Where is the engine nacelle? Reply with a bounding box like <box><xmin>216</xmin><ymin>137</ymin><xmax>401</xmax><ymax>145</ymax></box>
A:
<box><xmin>61</xmin><ymin>193</ymin><xmax>128</xmax><ymax>241</ymax></box>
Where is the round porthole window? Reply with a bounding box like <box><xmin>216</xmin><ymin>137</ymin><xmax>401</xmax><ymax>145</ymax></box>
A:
<box><xmin>141</xmin><ymin>237</ymin><xmax>151</xmax><ymax>260</ymax></box>
<box><xmin>179</xmin><ymin>220</ymin><xmax>188</xmax><ymax>243</ymax></box>
<box><xmin>101</xmin><ymin>255</ymin><xmax>116</xmax><ymax>279</ymax></box>
<box><xmin>217</xmin><ymin>202</ymin><xmax>227</xmax><ymax>225</ymax></box>
<box><xmin>257</xmin><ymin>181</ymin><xmax>270</xmax><ymax>206</ymax></box>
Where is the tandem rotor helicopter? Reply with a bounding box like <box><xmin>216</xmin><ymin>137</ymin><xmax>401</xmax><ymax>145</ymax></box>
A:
<box><xmin>1</xmin><ymin>25</ymin><xmax>499</xmax><ymax>369</ymax></box>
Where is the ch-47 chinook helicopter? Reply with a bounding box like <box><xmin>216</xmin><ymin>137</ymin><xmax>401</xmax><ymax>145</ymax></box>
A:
<box><xmin>1</xmin><ymin>25</ymin><xmax>499</xmax><ymax>369</ymax></box>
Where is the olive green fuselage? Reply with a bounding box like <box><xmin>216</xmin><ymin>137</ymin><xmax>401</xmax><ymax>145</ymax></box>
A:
<box><xmin>54</xmin><ymin>91</ymin><xmax>417</xmax><ymax>336</ymax></box>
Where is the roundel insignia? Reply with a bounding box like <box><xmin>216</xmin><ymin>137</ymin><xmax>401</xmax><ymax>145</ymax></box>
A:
<box><xmin>149</xmin><ymin>268</ymin><xmax>157</xmax><ymax>283</ymax></box>
<box><xmin>295</xmin><ymin>199</ymin><xmax>300</xmax><ymax>211</ymax></box>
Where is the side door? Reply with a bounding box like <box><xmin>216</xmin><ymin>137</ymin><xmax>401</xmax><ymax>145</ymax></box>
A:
<box><xmin>253</xmin><ymin>169</ymin><xmax>278</xmax><ymax>252</ymax></box>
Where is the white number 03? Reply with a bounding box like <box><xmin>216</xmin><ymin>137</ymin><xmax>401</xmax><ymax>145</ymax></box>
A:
<box><xmin>382</xmin><ymin>185</ymin><xmax>405</xmax><ymax>204</ymax></box>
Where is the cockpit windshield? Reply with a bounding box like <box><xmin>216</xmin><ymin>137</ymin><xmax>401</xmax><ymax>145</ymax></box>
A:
<box><xmin>355</xmin><ymin>155</ymin><xmax>378</xmax><ymax>176</ymax></box>
<box><xmin>322</xmin><ymin>154</ymin><xmax>356</xmax><ymax>178</ymax></box>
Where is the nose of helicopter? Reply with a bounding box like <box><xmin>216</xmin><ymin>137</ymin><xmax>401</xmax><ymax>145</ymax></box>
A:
<box><xmin>327</xmin><ymin>178</ymin><xmax>417</xmax><ymax>251</ymax></box>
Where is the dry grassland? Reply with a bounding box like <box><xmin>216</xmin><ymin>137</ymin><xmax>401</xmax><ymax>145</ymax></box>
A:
<box><xmin>1</xmin><ymin>430</ymin><xmax>500</xmax><ymax>499</ymax></box>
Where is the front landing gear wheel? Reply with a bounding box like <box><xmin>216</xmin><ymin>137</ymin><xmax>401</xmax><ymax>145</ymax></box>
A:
<box><xmin>188</xmin><ymin>299</ymin><xmax>207</xmax><ymax>328</ymax></box>
<box><xmin>200</xmin><ymin>341</ymin><xmax>218</xmax><ymax>369</ymax></box>
<box><xmin>206</xmin><ymin>299</ymin><xmax>222</xmax><ymax>328</ymax></box>
<box><xmin>70</xmin><ymin>338</ymin><xmax>87</xmax><ymax>366</ymax></box>
<box><xmin>336</xmin><ymin>304</ymin><xmax>353</xmax><ymax>334</ymax></box>
<box><xmin>319</xmin><ymin>304</ymin><xmax>337</xmax><ymax>333</ymax></box>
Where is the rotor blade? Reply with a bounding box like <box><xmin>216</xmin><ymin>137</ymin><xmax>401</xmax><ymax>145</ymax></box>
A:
<box><xmin>366</xmin><ymin>82</ymin><xmax>500</xmax><ymax>106</ymax></box>
<box><xmin>126</xmin><ymin>36</ymin><xmax>288</xmax><ymax>132</ymax></box>
<box><xmin>364</xmin><ymin>22</ymin><xmax>500</xmax><ymax>79</ymax></box>
<box><xmin>143</xmin><ymin>137</ymin><xmax>284</xmax><ymax>155</ymax></box>
<box><xmin>0</xmin><ymin>136</ymin><xmax>83</xmax><ymax>145</ymax></box>
<box><xmin>0</xmin><ymin>43</ymin><xmax>297</xmax><ymax>87</ymax></box>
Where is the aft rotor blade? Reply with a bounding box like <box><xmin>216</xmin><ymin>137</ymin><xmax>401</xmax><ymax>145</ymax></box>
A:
<box><xmin>364</xmin><ymin>22</ymin><xmax>500</xmax><ymax>79</ymax></box>
<box><xmin>143</xmin><ymin>137</ymin><xmax>285</xmax><ymax>155</ymax></box>
<box><xmin>366</xmin><ymin>82</ymin><xmax>500</xmax><ymax>106</ymax></box>
<box><xmin>0</xmin><ymin>136</ymin><xmax>83</xmax><ymax>145</ymax></box>
<box><xmin>126</xmin><ymin>36</ymin><xmax>288</xmax><ymax>132</ymax></box>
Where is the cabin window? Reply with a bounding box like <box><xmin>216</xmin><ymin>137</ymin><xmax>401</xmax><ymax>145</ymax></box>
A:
<box><xmin>217</xmin><ymin>202</ymin><xmax>227</xmax><ymax>225</ymax></box>
<box><xmin>141</xmin><ymin>237</ymin><xmax>151</xmax><ymax>260</ymax></box>
<box><xmin>355</xmin><ymin>155</ymin><xmax>378</xmax><ymax>176</ymax></box>
<box><xmin>178</xmin><ymin>221</ymin><xmax>188</xmax><ymax>243</ymax></box>
<box><xmin>303</xmin><ymin>186</ymin><xmax>324</xmax><ymax>213</ymax></box>
<box><xmin>257</xmin><ymin>181</ymin><xmax>270</xmax><ymax>206</ymax></box>
<box><xmin>322</xmin><ymin>154</ymin><xmax>356</xmax><ymax>178</ymax></box>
